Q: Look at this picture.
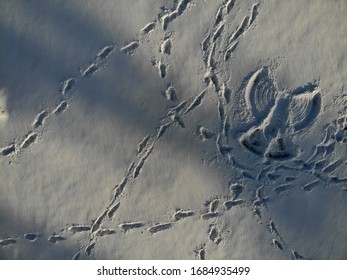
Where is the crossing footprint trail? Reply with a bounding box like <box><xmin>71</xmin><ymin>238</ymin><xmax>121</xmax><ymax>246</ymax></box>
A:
<box><xmin>1</xmin><ymin>0</ymin><xmax>346</xmax><ymax>259</ymax></box>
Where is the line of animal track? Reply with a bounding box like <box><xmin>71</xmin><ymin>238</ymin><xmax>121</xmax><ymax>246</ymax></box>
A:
<box><xmin>191</xmin><ymin>179</ymin><xmax>308</xmax><ymax>259</ymax></box>
<box><xmin>93</xmin><ymin>0</ymin><xmax>344</xmax><ymax>260</ymax></box>
<box><xmin>0</xmin><ymin>43</ymin><xmax>117</xmax><ymax>158</ymax></box>
<box><xmin>105</xmin><ymin>0</ymin><xmax>262</xmax><ymax>259</ymax></box>
<box><xmin>79</xmin><ymin>1</ymin><xmax>258</xmax><ymax>260</ymax></box>
<box><xmin>149</xmin><ymin>0</ymin><xmax>193</xmax><ymax>80</ymax></box>
<box><xmin>0</xmin><ymin>0</ymin><xmax>191</xmax><ymax>157</ymax></box>
<box><xmin>253</xmin><ymin>112</ymin><xmax>347</xmax><ymax>194</ymax></box>
<box><xmin>0</xmin><ymin>181</ymin><xmax>305</xmax><ymax>260</ymax></box>
<box><xmin>14</xmin><ymin>0</ymin><xmax>300</xmax><ymax>260</ymax></box>
<box><xmin>201</xmin><ymin>1</ymin><xmax>260</xmax><ymax>164</ymax></box>
<box><xmin>70</xmin><ymin>84</ymin><xmax>215</xmax><ymax>258</ymax></box>
<box><xmin>194</xmin><ymin>1</ymin><xmax>310</xmax><ymax>259</ymax></box>
<box><xmin>71</xmin><ymin>0</ymin><xmax>212</xmax><ymax>258</ymax></box>
<box><xmin>50</xmin><ymin>0</ymin><xmax>211</xmax><ymax>258</ymax></box>
<box><xmin>2</xmin><ymin>0</ymin><xmax>344</xmax><ymax>260</ymax></box>
<box><xmin>249</xmin><ymin>184</ymin><xmax>307</xmax><ymax>259</ymax></box>
<box><xmin>0</xmin><ymin>0</ymin><xmax>197</xmax><ymax>256</ymax></box>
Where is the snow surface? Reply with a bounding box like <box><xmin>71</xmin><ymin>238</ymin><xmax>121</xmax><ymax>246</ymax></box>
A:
<box><xmin>0</xmin><ymin>0</ymin><xmax>346</xmax><ymax>259</ymax></box>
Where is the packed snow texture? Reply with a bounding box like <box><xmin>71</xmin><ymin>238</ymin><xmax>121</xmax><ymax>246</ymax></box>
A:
<box><xmin>0</xmin><ymin>0</ymin><xmax>347</xmax><ymax>259</ymax></box>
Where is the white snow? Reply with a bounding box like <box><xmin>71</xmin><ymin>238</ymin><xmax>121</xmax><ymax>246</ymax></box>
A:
<box><xmin>1</xmin><ymin>0</ymin><xmax>346</xmax><ymax>259</ymax></box>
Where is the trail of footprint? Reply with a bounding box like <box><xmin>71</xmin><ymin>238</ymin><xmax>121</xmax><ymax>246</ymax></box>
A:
<box><xmin>24</xmin><ymin>233</ymin><xmax>40</xmax><ymax>242</ymax></box>
<box><xmin>162</xmin><ymin>12</ymin><xmax>177</xmax><ymax>31</ymax></box>
<box><xmin>1</xmin><ymin>42</ymin><xmax>118</xmax><ymax>162</ymax></box>
<box><xmin>212</xmin><ymin>22</ymin><xmax>225</xmax><ymax>42</ymax></box>
<box><xmin>120</xmin><ymin>41</ymin><xmax>140</xmax><ymax>55</ymax></box>
<box><xmin>248</xmin><ymin>3</ymin><xmax>259</xmax><ymax>26</ymax></box>
<box><xmin>209</xmin><ymin>198</ymin><xmax>220</xmax><ymax>213</ymax></box>
<box><xmin>84</xmin><ymin>85</ymin><xmax>188</xmax><ymax>244</ymax></box>
<box><xmin>85</xmin><ymin>242</ymin><xmax>95</xmax><ymax>256</ymax></box>
<box><xmin>113</xmin><ymin>176</ymin><xmax>128</xmax><ymax>201</ymax></box>
<box><xmin>48</xmin><ymin>234</ymin><xmax>65</xmax><ymax>243</ymax></box>
<box><xmin>253</xmin><ymin>188</ymin><xmax>270</xmax><ymax>208</ymax></box>
<box><xmin>1</xmin><ymin>144</ymin><xmax>15</xmax><ymax>156</ymax></box>
<box><xmin>230</xmin><ymin>183</ymin><xmax>244</xmax><ymax>200</ymax></box>
<box><xmin>68</xmin><ymin>225</ymin><xmax>91</xmax><ymax>233</ymax></box>
<box><xmin>252</xmin><ymin>191</ymin><xmax>307</xmax><ymax>259</ymax></box>
<box><xmin>272</xmin><ymin>238</ymin><xmax>283</xmax><ymax>250</ymax></box>
<box><xmin>270</xmin><ymin>215</ymin><xmax>306</xmax><ymax>258</ymax></box>
<box><xmin>20</xmin><ymin>132</ymin><xmax>38</xmax><ymax>149</ymax></box>
<box><xmin>141</xmin><ymin>21</ymin><xmax>157</xmax><ymax>34</ymax></box>
<box><xmin>201</xmin><ymin>212</ymin><xmax>220</xmax><ymax>220</ymax></box>
<box><xmin>184</xmin><ymin>89</ymin><xmax>206</xmax><ymax>115</ymax></box>
<box><xmin>224</xmin><ymin>199</ymin><xmax>244</xmax><ymax>209</ymax></box>
<box><xmin>33</xmin><ymin>110</ymin><xmax>48</xmax><ymax>129</ymax></box>
<box><xmin>91</xmin><ymin>209</ymin><xmax>109</xmax><ymax>233</ymax></box>
<box><xmin>161</xmin><ymin>0</ymin><xmax>191</xmax><ymax>31</ymax></box>
<box><xmin>133</xmin><ymin>143</ymin><xmax>154</xmax><ymax>178</ymax></box>
<box><xmin>207</xmin><ymin>42</ymin><xmax>216</xmax><ymax>68</ymax></box>
<box><xmin>322</xmin><ymin>159</ymin><xmax>341</xmax><ymax>174</ymax></box>
<box><xmin>224</xmin><ymin>41</ymin><xmax>238</xmax><ymax>62</ymax></box>
<box><xmin>176</xmin><ymin>0</ymin><xmax>191</xmax><ymax>16</ymax></box>
<box><xmin>137</xmin><ymin>135</ymin><xmax>151</xmax><ymax>154</ymax></box>
<box><xmin>157</xmin><ymin>60</ymin><xmax>167</xmax><ymax>78</ymax></box>
<box><xmin>208</xmin><ymin>225</ymin><xmax>218</xmax><ymax>242</ymax></box>
<box><xmin>257</xmin><ymin>166</ymin><xmax>272</xmax><ymax>181</ymax></box>
<box><xmin>302</xmin><ymin>180</ymin><xmax>320</xmax><ymax>192</ymax></box>
<box><xmin>194</xmin><ymin>244</ymin><xmax>206</xmax><ymax>260</ymax></box>
<box><xmin>225</xmin><ymin>0</ymin><xmax>236</xmax><ymax>14</ymax></box>
<box><xmin>173</xmin><ymin>210</ymin><xmax>194</xmax><ymax>220</ymax></box>
<box><xmin>164</xmin><ymin>85</ymin><xmax>176</xmax><ymax>101</ymax></box>
<box><xmin>82</xmin><ymin>63</ymin><xmax>98</xmax><ymax>77</ymax></box>
<box><xmin>148</xmin><ymin>223</ymin><xmax>172</xmax><ymax>234</ymax></box>
<box><xmin>53</xmin><ymin>100</ymin><xmax>68</xmax><ymax>115</ymax></box>
<box><xmin>133</xmin><ymin>158</ymin><xmax>146</xmax><ymax>179</ymax></box>
<box><xmin>160</xmin><ymin>38</ymin><xmax>172</xmax><ymax>55</ymax></box>
<box><xmin>96</xmin><ymin>45</ymin><xmax>115</xmax><ymax>60</ymax></box>
<box><xmin>95</xmin><ymin>229</ymin><xmax>116</xmax><ymax>237</ymax></box>
<box><xmin>0</xmin><ymin>238</ymin><xmax>17</xmax><ymax>246</ymax></box>
<box><xmin>207</xmin><ymin>69</ymin><xmax>220</xmax><ymax>91</ymax></box>
<box><xmin>119</xmin><ymin>222</ymin><xmax>144</xmax><ymax>232</ymax></box>
<box><xmin>61</xmin><ymin>78</ymin><xmax>75</xmax><ymax>95</ymax></box>
<box><xmin>156</xmin><ymin>123</ymin><xmax>171</xmax><ymax>140</ymax></box>
<box><xmin>107</xmin><ymin>202</ymin><xmax>121</xmax><ymax>219</ymax></box>
<box><xmin>273</xmin><ymin>184</ymin><xmax>292</xmax><ymax>194</ymax></box>
<box><xmin>25</xmin><ymin>1</ymin><xmax>274</xmax><ymax>260</ymax></box>
<box><xmin>268</xmin><ymin>219</ymin><xmax>280</xmax><ymax>236</ymax></box>
<box><xmin>215</xmin><ymin>6</ymin><xmax>224</xmax><ymax>25</ymax></box>
<box><xmin>229</xmin><ymin>16</ymin><xmax>249</xmax><ymax>43</ymax></box>
<box><xmin>167</xmin><ymin>100</ymin><xmax>188</xmax><ymax>116</ymax></box>
<box><xmin>228</xmin><ymin>2</ymin><xmax>259</xmax><ymax>45</ymax></box>
<box><xmin>208</xmin><ymin>225</ymin><xmax>221</xmax><ymax>244</ymax></box>
<box><xmin>170</xmin><ymin>113</ymin><xmax>185</xmax><ymax>128</ymax></box>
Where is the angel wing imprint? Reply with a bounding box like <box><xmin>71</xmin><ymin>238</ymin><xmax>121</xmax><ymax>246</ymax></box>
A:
<box><xmin>240</xmin><ymin>67</ymin><xmax>321</xmax><ymax>160</ymax></box>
